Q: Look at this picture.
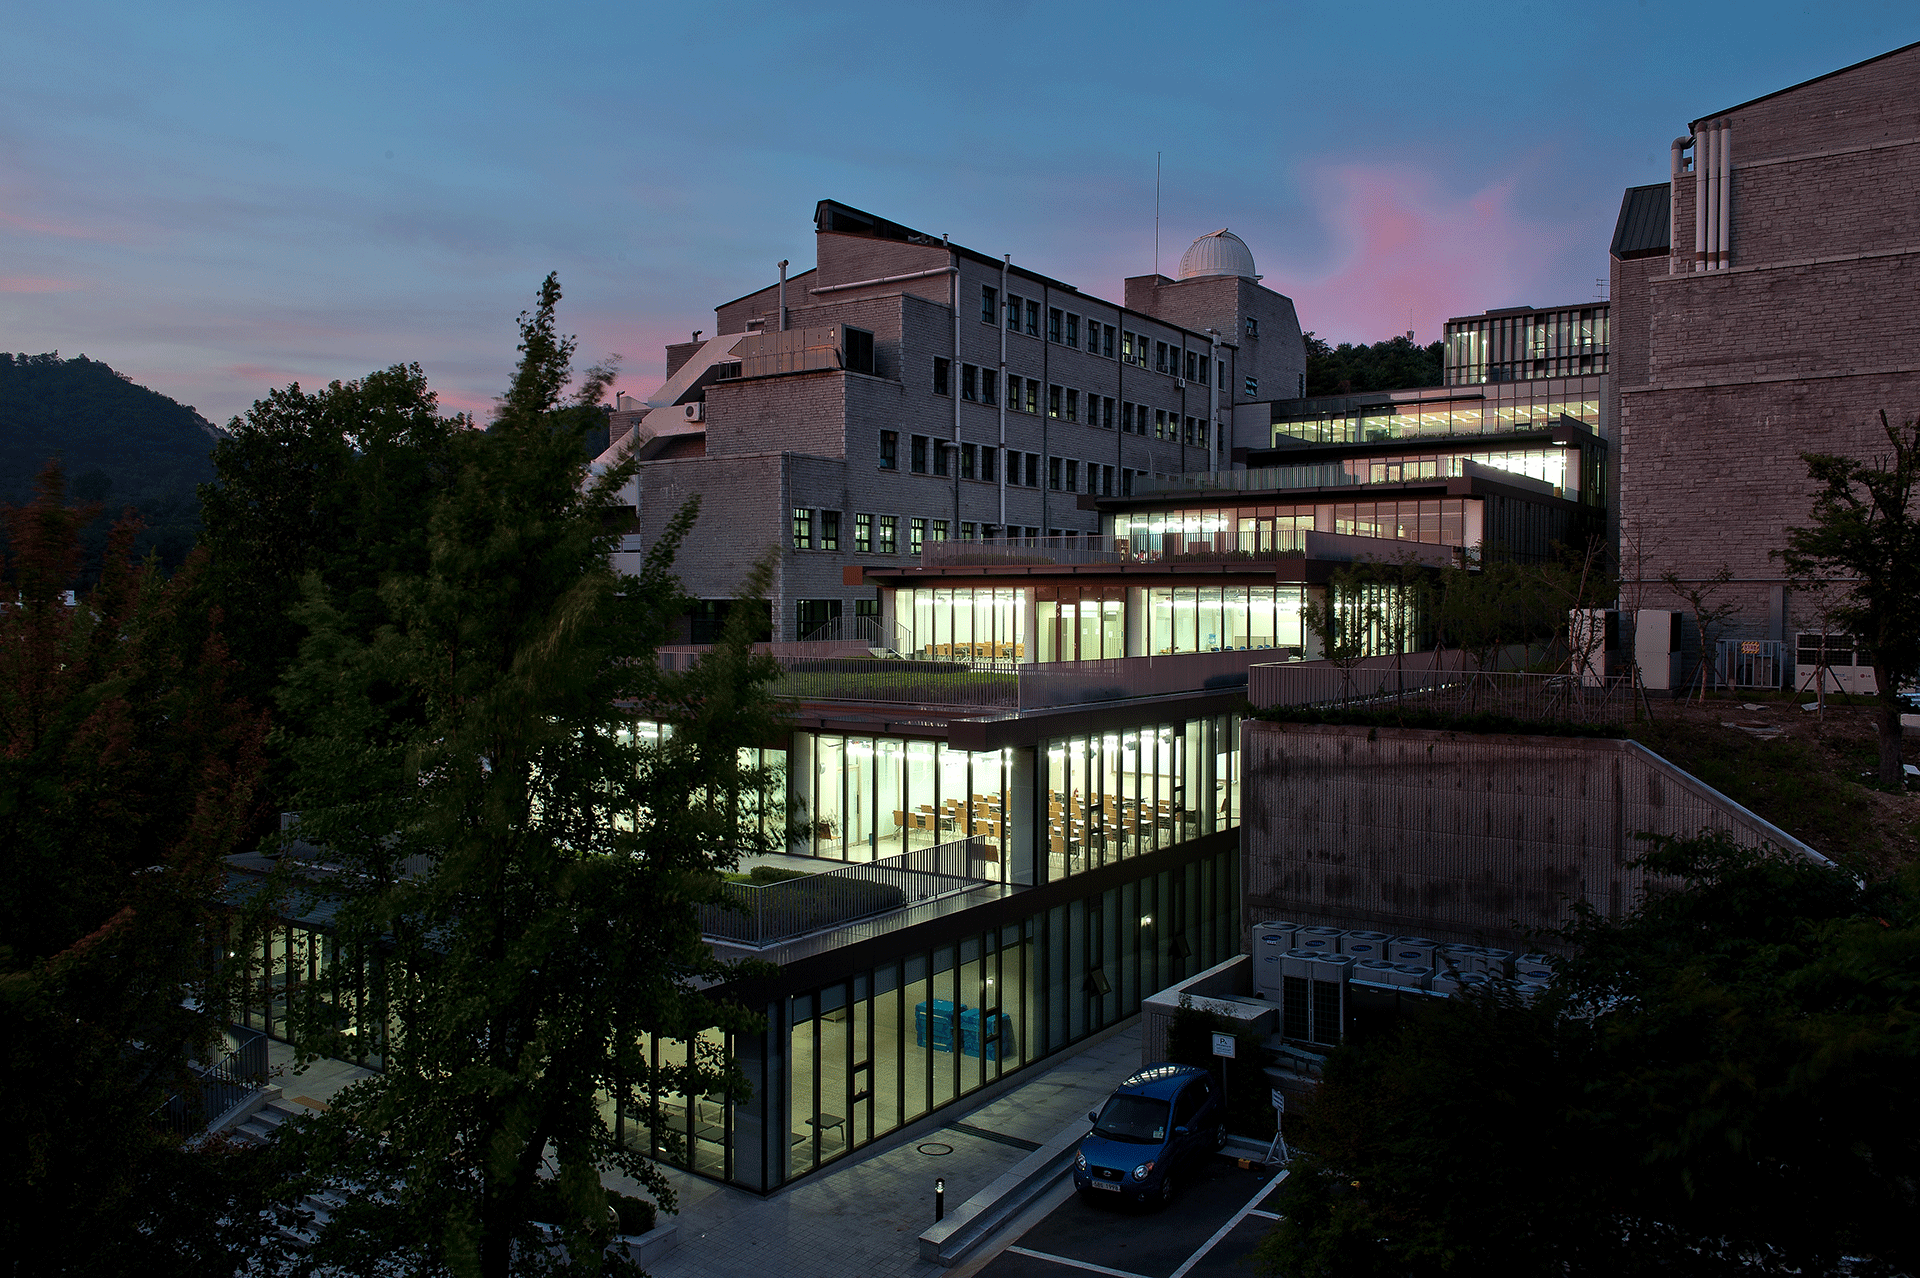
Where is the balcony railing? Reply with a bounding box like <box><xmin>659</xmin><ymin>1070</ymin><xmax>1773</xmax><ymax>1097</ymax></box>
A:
<box><xmin>701</xmin><ymin>836</ymin><xmax>995</xmax><ymax>947</ymax></box>
<box><xmin>922</xmin><ymin>530</ymin><xmax>1307</xmax><ymax>569</ymax></box>
<box><xmin>1249</xmin><ymin>660</ymin><xmax>1635</xmax><ymax>726</ymax></box>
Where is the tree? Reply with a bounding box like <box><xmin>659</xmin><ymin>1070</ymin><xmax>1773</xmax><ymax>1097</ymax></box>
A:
<box><xmin>0</xmin><ymin>463</ymin><xmax>272</xmax><ymax>1274</ymax></box>
<box><xmin>1302</xmin><ymin>332</ymin><xmax>1444</xmax><ymax>399</ymax></box>
<box><xmin>1661</xmin><ymin>564</ymin><xmax>1741</xmax><ymax>703</ymax></box>
<box><xmin>1256</xmin><ymin>832</ymin><xmax>1920</xmax><ymax>1277</ymax></box>
<box><xmin>271</xmin><ymin>276</ymin><xmax>788</xmax><ymax>1277</ymax></box>
<box><xmin>196</xmin><ymin>363</ymin><xmax>465</xmax><ymax>710</ymax></box>
<box><xmin>1779</xmin><ymin>410</ymin><xmax>1920</xmax><ymax>785</ymax></box>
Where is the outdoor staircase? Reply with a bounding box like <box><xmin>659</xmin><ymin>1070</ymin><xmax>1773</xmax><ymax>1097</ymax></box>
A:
<box><xmin>223</xmin><ymin>1088</ymin><xmax>348</xmax><ymax>1244</ymax></box>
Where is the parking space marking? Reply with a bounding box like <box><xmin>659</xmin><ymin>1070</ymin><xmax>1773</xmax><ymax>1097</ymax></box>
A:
<box><xmin>1005</xmin><ymin>1246</ymin><xmax>1154</xmax><ymax>1278</ymax></box>
<box><xmin>1246</xmin><ymin>1209</ymin><xmax>1280</xmax><ymax>1221</ymax></box>
<box><xmin>1166</xmin><ymin>1169</ymin><xmax>1289</xmax><ymax>1278</ymax></box>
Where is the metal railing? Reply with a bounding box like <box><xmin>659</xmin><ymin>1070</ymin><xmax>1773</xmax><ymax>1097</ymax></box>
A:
<box><xmin>155</xmin><ymin>1030</ymin><xmax>269</xmax><ymax>1139</ymax></box>
<box><xmin>1250</xmin><ymin>661</ymin><xmax>1636</xmax><ymax>726</ymax></box>
<box><xmin>922</xmin><ymin>530</ymin><xmax>1307</xmax><ymax>568</ymax></box>
<box><xmin>770</xmin><ymin>648</ymin><xmax>1273</xmax><ymax>710</ymax></box>
<box><xmin>702</xmin><ymin>836</ymin><xmax>994</xmax><ymax>947</ymax></box>
<box><xmin>1717</xmin><ymin>639</ymin><xmax>1788</xmax><ymax>690</ymax></box>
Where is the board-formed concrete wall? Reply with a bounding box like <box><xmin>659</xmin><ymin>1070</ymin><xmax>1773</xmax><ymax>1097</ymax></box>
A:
<box><xmin>1240</xmin><ymin>720</ymin><xmax>1827</xmax><ymax>951</ymax></box>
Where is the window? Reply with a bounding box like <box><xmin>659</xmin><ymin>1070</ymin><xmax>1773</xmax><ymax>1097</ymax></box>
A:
<box><xmin>1154</xmin><ymin>409</ymin><xmax>1167</xmax><ymax>439</ymax></box>
<box><xmin>1185</xmin><ymin>350</ymin><xmax>1198</xmax><ymax>382</ymax></box>
<box><xmin>791</xmin><ymin>507</ymin><xmax>813</xmax><ymax>549</ymax></box>
<box><xmin>844</xmin><ymin>327</ymin><xmax>874</xmax><ymax>375</ymax></box>
<box><xmin>854</xmin><ymin>598</ymin><xmax>880</xmax><ymax>620</ymax></box>
<box><xmin>981</xmin><ymin>286</ymin><xmax>998</xmax><ymax>325</ymax></box>
<box><xmin>1048</xmin><ymin>308</ymin><xmax>1063</xmax><ymax>343</ymax></box>
<box><xmin>1122</xmin><ymin>468</ymin><xmax>1135</xmax><ymax>496</ymax></box>
<box><xmin>820</xmin><ymin>510</ymin><xmax>840</xmax><ymax>551</ymax></box>
<box><xmin>1103</xmin><ymin>325</ymin><xmax>1116</xmax><ymax>358</ymax></box>
<box><xmin>909</xmin><ymin>517</ymin><xmax>925</xmax><ymax>555</ymax></box>
<box><xmin>1025</xmin><ymin>454</ymin><xmax>1039</xmax><ymax>487</ymax></box>
<box><xmin>879</xmin><ymin>430</ymin><xmax>898</xmax><ymax>470</ymax></box>
<box><xmin>933</xmin><ymin>357</ymin><xmax>950</xmax><ymax>396</ymax></box>
<box><xmin>1025</xmin><ymin>300</ymin><xmax>1040</xmax><ymax>336</ymax></box>
<box><xmin>877</xmin><ymin>515</ymin><xmax>897</xmax><ymax>554</ymax></box>
<box><xmin>981</xmin><ymin>368</ymin><xmax>997</xmax><ymax>406</ymax></box>
<box><xmin>931</xmin><ymin>519</ymin><xmax>948</xmax><ymax>542</ymax></box>
<box><xmin>1048</xmin><ymin>456</ymin><xmax>1062</xmax><ymax>490</ymax></box>
<box><xmin>1101</xmin><ymin>396</ymin><xmax>1115</xmax><ymax>429</ymax></box>
<box><xmin>1102</xmin><ymin>465</ymin><xmax>1113</xmax><ymax>496</ymax></box>
<box><xmin>1123</xmin><ymin>331</ymin><xmax>1138</xmax><ymax>364</ymax></box>
<box><xmin>911</xmin><ymin>435</ymin><xmax>928</xmax><ymax>473</ymax></box>
<box><xmin>1004</xmin><ymin>449</ymin><xmax>1019</xmax><ymax>484</ymax></box>
<box><xmin>961</xmin><ymin>442</ymin><xmax>976</xmax><ymax>479</ymax></box>
<box><xmin>795</xmin><ymin>598</ymin><xmax>842</xmax><ymax>639</ymax></box>
<box><xmin>980</xmin><ymin>446</ymin><xmax>996</xmax><ymax>482</ymax></box>
<box><xmin>961</xmin><ymin>521</ymin><xmax>976</xmax><ymax>540</ymax></box>
<box><xmin>1064</xmin><ymin>388</ymin><xmax>1078</xmax><ymax>422</ymax></box>
<box><xmin>1065</xmin><ymin>313</ymin><xmax>1079</xmax><ymax>348</ymax></box>
<box><xmin>855</xmin><ymin>513</ymin><xmax>873</xmax><ymax>552</ymax></box>
<box><xmin>1122</xmin><ymin>401</ymin><xmax>1135</xmax><ymax>433</ymax></box>
<box><xmin>1025</xmin><ymin>526</ymin><xmax>1039</xmax><ymax>540</ymax></box>
<box><xmin>1155</xmin><ymin>341</ymin><xmax>1169</xmax><ymax>373</ymax></box>
<box><xmin>1048</xmin><ymin>384</ymin><xmax>1062</xmax><ymax>418</ymax></box>
<box><xmin>1184</xmin><ymin>416</ymin><xmax>1196</xmax><ymax>445</ymax></box>
<box><xmin>1024</xmin><ymin>379</ymin><xmax>1038</xmax><ymax>413</ymax></box>
<box><xmin>1244</xmin><ymin>376</ymin><xmax>1258</xmax><ymax>397</ymax></box>
<box><xmin>1197</xmin><ymin>355</ymin><xmax>1209</xmax><ymax>386</ymax></box>
<box><xmin>933</xmin><ymin>440</ymin><xmax>949</xmax><ymax>476</ymax></box>
<box><xmin>961</xmin><ymin>364</ymin><xmax>977</xmax><ymax>401</ymax></box>
<box><xmin>1245</xmin><ymin>316</ymin><xmax>1259</xmax><ymax>337</ymax></box>
<box><xmin>1065</xmin><ymin>460</ymin><xmax>1079</xmax><ymax>492</ymax></box>
<box><xmin>1006</xmin><ymin>294</ymin><xmax>1022</xmax><ymax>331</ymax></box>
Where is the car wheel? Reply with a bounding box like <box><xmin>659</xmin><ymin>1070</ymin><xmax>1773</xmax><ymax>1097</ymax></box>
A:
<box><xmin>1156</xmin><ymin>1169</ymin><xmax>1177</xmax><ymax>1208</ymax></box>
<box><xmin>1213</xmin><ymin>1122</ymin><xmax>1227</xmax><ymax>1151</ymax></box>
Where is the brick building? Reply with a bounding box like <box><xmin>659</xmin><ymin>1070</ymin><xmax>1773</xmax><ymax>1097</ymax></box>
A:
<box><xmin>600</xmin><ymin>201</ymin><xmax>1305</xmax><ymax>640</ymax></box>
<box><xmin>1608</xmin><ymin>41</ymin><xmax>1920</xmax><ymax>654</ymax></box>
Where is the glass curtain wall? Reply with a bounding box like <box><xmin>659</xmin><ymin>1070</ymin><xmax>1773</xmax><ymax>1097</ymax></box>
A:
<box><xmin>1113</xmin><ymin>501</ymin><xmax>1475</xmax><ymax>560</ymax></box>
<box><xmin>790</xmin><ymin>733</ymin><xmax>1018</xmax><ymax>872</ymax></box>
<box><xmin>902</xmin><ymin>586</ymin><xmax>1026</xmax><ymax>660</ymax></box>
<box><xmin>1041</xmin><ymin>714</ymin><xmax>1240</xmax><ymax>881</ymax></box>
<box><xmin>232</xmin><ymin>916</ymin><xmax>386</xmax><ymax>1069</ymax></box>
<box><xmin>1271</xmin><ymin>377</ymin><xmax>1605</xmax><ymax>446</ymax></box>
<box><xmin>1147</xmin><ymin>586</ymin><xmax>1306</xmax><ymax>656</ymax></box>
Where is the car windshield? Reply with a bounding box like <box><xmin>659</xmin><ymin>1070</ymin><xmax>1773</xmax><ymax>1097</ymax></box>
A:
<box><xmin>1092</xmin><ymin>1094</ymin><xmax>1170</xmax><ymax>1144</ymax></box>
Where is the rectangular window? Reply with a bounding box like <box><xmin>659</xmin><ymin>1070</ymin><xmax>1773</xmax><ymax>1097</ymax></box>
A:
<box><xmin>1004</xmin><ymin>449</ymin><xmax>1018</xmax><ymax>484</ymax></box>
<box><xmin>877</xmin><ymin>515</ymin><xmax>897</xmax><ymax>554</ymax></box>
<box><xmin>1122</xmin><ymin>468</ymin><xmax>1135</xmax><ymax>495</ymax></box>
<box><xmin>1025</xmin><ymin>300</ymin><xmax>1040</xmax><ymax>336</ymax></box>
<box><xmin>1065</xmin><ymin>313</ymin><xmax>1079</xmax><ymax>348</ymax></box>
<box><xmin>1122</xmin><ymin>402</ymin><xmax>1134</xmax><ymax>433</ymax></box>
<box><xmin>855</xmin><ymin>513</ymin><xmax>872</xmax><ymax>552</ymax></box>
<box><xmin>1065</xmin><ymin>459</ymin><xmax>1079</xmax><ymax>492</ymax></box>
<box><xmin>1103</xmin><ymin>324</ymin><xmax>1116</xmax><ymax>358</ymax></box>
<box><xmin>820</xmin><ymin>510</ymin><xmax>840</xmax><ymax>551</ymax></box>
<box><xmin>1102</xmin><ymin>465</ymin><xmax>1114</xmax><ymax>496</ymax></box>
<box><xmin>1198</xmin><ymin>355</ymin><xmax>1210</xmax><ymax>386</ymax></box>
<box><xmin>1025</xmin><ymin>454</ymin><xmax>1038</xmax><ymax>487</ymax></box>
<box><xmin>961</xmin><ymin>364</ymin><xmax>977</xmax><ymax>401</ymax></box>
<box><xmin>1122</xmin><ymin>331</ymin><xmax>1137</xmax><ymax>364</ymax></box>
<box><xmin>909</xmin><ymin>517</ymin><xmax>926</xmax><ymax>555</ymax></box>
<box><xmin>1244</xmin><ymin>376</ymin><xmax>1258</xmax><ymax>397</ymax></box>
<box><xmin>1006</xmin><ymin>294</ymin><xmax>1021</xmax><ymax>331</ymax></box>
<box><xmin>980</xmin><ymin>446</ymin><xmax>996</xmax><ymax>482</ymax></box>
<box><xmin>961</xmin><ymin>521</ymin><xmax>976</xmax><ymax>541</ymax></box>
<box><xmin>791</xmin><ymin>507</ymin><xmax>812</xmax><ymax>550</ymax></box>
<box><xmin>1102</xmin><ymin>396</ymin><xmax>1114</xmax><ymax>429</ymax></box>
<box><xmin>911</xmin><ymin>435</ymin><xmax>928</xmax><ymax>473</ymax></box>
<box><xmin>1185</xmin><ymin>350</ymin><xmax>1198</xmax><ymax>381</ymax></box>
<box><xmin>1155</xmin><ymin>341</ymin><xmax>1169</xmax><ymax>373</ymax></box>
<box><xmin>844</xmin><ymin>327</ymin><xmax>875</xmax><ymax>375</ymax></box>
<box><xmin>1183</xmin><ymin>416</ymin><xmax>1195</xmax><ymax>445</ymax></box>
<box><xmin>982</xmin><ymin>286</ymin><xmax>998</xmax><ymax>325</ymax></box>
<box><xmin>1064</xmin><ymin>388</ymin><xmax>1078</xmax><ymax>423</ymax></box>
<box><xmin>1024</xmin><ymin>379</ymin><xmax>1038</xmax><ymax>413</ymax></box>
<box><xmin>961</xmin><ymin>442</ymin><xmax>976</xmax><ymax>479</ymax></box>
<box><xmin>1245</xmin><ymin>316</ymin><xmax>1259</xmax><ymax>337</ymax></box>
<box><xmin>933</xmin><ymin>357</ymin><xmax>950</xmax><ymax>396</ymax></box>
<box><xmin>981</xmin><ymin>368</ymin><xmax>997</xmax><ymax>406</ymax></box>
<box><xmin>933</xmin><ymin>440</ymin><xmax>949</xmax><ymax>476</ymax></box>
<box><xmin>879</xmin><ymin>430</ymin><xmax>898</xmax><ymax>469</ymax></box>
<box><xmin>931</xmin><ymin>519</ymin><xmax>948</xmax><ymax>542</ymax></box>
<box><xmin>1048</xmin><ymin>384</ymin><xmax>1062</xmax><ymax>418</ymax></box>
<box><xmin>1048</xmin><ymin>456</ymin><xmax>1062</xmax><ymax>490</ymax></box>
<box><xmin>1154</xmin><ymin>409</ymin><xmax>1167</xmax><ymax>439</ymax></box>
<box><xmin>1047</xmin><ymin>308</ymin><xmax>1063</xmax><ymax>343</ymax></box>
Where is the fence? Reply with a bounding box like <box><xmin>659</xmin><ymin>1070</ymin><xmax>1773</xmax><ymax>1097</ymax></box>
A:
<box><xmin>921</xmin><ymin>529</ymin><xmax>1306</xmax><ymax>569</ymax></box>
<box><xmin>155</xmin><ymin>1030</ymin><xmax>269</xmax><ymax>1139</ymax></box>
<box><xmin>701</xmin><ymin>836</ymin><xmax>994</xmax><ymax>947</ymax></box>
<box><xmin>1249</xmin><ymin>660</ymin><xmax>1636</xmax><ymax>726</ymax></box>
<box><xmin>1717</xmin><ymin>639</ymin><xmax>1788</xmax><ymax>690</ymax></box>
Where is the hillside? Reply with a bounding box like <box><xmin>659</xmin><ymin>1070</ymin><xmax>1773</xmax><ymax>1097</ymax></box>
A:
<box><xmin>0</xmin><ymin>352</ymin><xmax>221</xmax><ymax>572</ymax></box>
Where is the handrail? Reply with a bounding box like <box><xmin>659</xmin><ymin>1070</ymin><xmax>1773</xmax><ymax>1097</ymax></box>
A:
<box><xmin>702</xmin><ymin>836</ymin><xmax>993</xmax><ymax>947</ymax></box>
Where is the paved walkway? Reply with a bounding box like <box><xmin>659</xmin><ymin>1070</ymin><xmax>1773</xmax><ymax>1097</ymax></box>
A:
<box><xmin>263</xmin><ymin>1039</ymin><xmax>377</xmax><ymax>1107</ymax></box>
<box><xmin>620</xmin><ymin>1020</ymin><xmax>1145</xmax><ymax>1278</ymax></box>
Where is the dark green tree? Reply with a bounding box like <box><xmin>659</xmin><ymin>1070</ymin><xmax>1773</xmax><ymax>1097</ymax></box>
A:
<box><xmin>1256</xmin><ymin>832</ymin><xmax>1920</xmax><ymax>1277</ymax></box>
<box><xmin>1779</xmin><ymin>409</ymin><xmax>1920</xmax><ymax>785</ymax></box>
<box><xmin>1302</xmin><ymin>333</ymin><xmax>1444</xmax><ymax>399</ymax></box>
<box><xmin>271</xmin><ymin>276</ymin><xmax>787</xmax><ymax>1277</ymax></box>
<box><xmin>0</xmin><ymin>463</ymin><xmax>273</xmax><ymax>1274</ymax></box>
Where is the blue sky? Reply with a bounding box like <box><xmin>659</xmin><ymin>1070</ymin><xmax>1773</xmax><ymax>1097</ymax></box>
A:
<box><xmin>3</xmin><ymin>1</ymin><xmax>1912</xmax><ymax>427</ymax></box>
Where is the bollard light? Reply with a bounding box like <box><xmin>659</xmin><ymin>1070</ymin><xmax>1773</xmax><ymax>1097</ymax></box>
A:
<box><xmin>935</xmin><ymin>1176</ymin><xmax>946</xmax><ymax>1223</ymax></box>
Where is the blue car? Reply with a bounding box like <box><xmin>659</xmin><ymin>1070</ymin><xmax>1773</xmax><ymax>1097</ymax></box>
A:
<box><xmin>1072</xmin><ymin>1063</ymin><xmax>1226</xmax><ymax>1208</ymax></box>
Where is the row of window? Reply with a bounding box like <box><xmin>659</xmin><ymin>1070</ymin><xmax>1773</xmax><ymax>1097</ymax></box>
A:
<box><xmin>978</xmin><ymin>286</ymin><xmax>1211</xmax><ymax>384</ymax></box>
<box><xmin>929</xmin><ymin>364</ymin><xmax>1213</xmax><ymax>445</ymax></box>
<box><xmin>793</xmin><ymin>510</ymin><xmax>1089</xmax><ymax>554</ymax></box>
<box><xmin>874</xmin><ymin>431</ymin><xmax>1147</xmax><ymax>495</ymax></box>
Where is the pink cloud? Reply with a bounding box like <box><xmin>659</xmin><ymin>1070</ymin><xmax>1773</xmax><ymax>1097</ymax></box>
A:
<box><xmin>0</xmin><ymin>275</ymin><xmax>83</xmax><ymax>293</ymax></box>
<box><xmin>0</xmin><ymin>207</ymin><xmax>134</xmax><ymax>244</ymax></box>
<box><xmin>1275</xmin><ymin>163</ymin><xmax>1579</xmax><ymax>346</ymax></box>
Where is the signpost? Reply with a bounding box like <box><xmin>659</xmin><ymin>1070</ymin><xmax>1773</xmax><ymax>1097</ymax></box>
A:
<box><xmin>1265</xmin><ymin>1089</ymin><xmax>1290</xmax><ymax>1165</ymax></box>
<box><xmin>1211</xmin><ymin>1033</ymin><xmax>1236</xmax><ymax>1058</ymax></box>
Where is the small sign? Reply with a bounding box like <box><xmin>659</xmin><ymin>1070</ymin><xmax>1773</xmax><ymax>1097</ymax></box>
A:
<box><xmin>1212</xmin><ymin>1032</ymin><xmax>1236</xmax><ymax>1058</ymax></box>
<box><xmin>1271</xmin><ymin>1089</ymin><xmax>1285</xmax><ymax>1113</ymax></box>
<box><xmin>1742</xmin><ymin>641</ymin><xmax>1761</xmax><ymax>655</ymax></box>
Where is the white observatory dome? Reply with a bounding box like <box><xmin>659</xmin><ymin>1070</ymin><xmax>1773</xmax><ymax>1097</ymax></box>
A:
<box><xmin>1177</xmin><ymin>229</ymin><xmax>1259</xmax><ymax>280</ymax></box>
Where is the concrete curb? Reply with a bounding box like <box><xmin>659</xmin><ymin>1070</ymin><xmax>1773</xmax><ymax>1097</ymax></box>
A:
<box><xmin>916</xmin><ymin>1119</ymin><xmax>1084</xmax><ymax>1267</ymax></box>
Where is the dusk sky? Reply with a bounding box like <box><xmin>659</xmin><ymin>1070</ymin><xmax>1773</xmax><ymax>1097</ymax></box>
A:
<box><xmin>4</xmin><ymin>2</ymin><xmax>1913</xmax><ymax>428</ymax></box>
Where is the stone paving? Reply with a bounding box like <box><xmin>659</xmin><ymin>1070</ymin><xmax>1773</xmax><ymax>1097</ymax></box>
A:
<box><xmin>263</xmin><ymin>1039</ymin><xmax>377</xmax><ymax>1107</ymax></box>
<box><xmin>620</xmin><ymin>1020</ymin><xmax>1145</xmax><ymax>1278</ymax></box>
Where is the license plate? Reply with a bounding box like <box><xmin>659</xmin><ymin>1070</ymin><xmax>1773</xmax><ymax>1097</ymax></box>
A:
<box><xmin>1091</xmin><ymin>1180</ymin><xmax>1122</xmax><ymax>1192</ymax></box>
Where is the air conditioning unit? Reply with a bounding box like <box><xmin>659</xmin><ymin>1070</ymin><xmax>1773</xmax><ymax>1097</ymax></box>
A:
<box><xmin>681</xmin><ymin>401</ymin><xmax>706</xmax><ymax>423</ymax></box>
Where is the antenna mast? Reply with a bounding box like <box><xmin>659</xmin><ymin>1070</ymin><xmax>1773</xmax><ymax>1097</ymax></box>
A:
<box><xmin>1154</xmin><ymin>152</ymin><xmax>1162</xmax><ymax>276</ymax></box>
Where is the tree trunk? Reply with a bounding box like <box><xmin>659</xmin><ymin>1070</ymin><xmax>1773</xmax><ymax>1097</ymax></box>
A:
<box><xmin>1876</xmin><ymin>672</ymin><xmax>1906</xmax><ymax>787</ymax></box>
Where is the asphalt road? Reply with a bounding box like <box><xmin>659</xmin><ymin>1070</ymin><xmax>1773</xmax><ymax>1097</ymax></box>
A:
<box><xmin>977</xmin><ymin>1156</ymin><xmax>1286</xmax><ymax>1278</ymax></box>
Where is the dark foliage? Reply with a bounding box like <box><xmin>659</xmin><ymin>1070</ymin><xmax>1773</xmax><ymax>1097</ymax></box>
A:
<box><xmin>1302</xmin><ymin>332</ymin><xmax>1443</xmax><ymax>398</ymax></box>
